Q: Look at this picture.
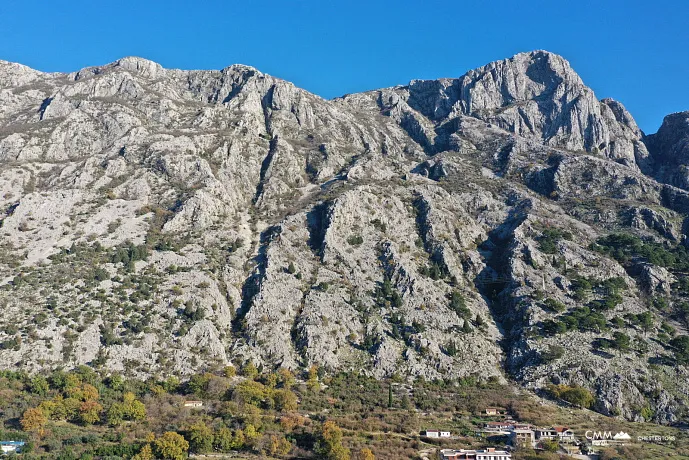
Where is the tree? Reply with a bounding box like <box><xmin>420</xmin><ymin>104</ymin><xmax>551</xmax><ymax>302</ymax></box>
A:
<box><xmin>67</xmin><ymin>383</ymin><xmax>99</xmax><ymax>401</ymax></box>
<box><xmin>307</xmin><ymin>365</ymin><xmax>320</xmax><ymax>391</ymax></box>
<box><xmin>268</xmin><ymin>435</ymin><xmax>292</xmax><ymax>457</ymax></box>
<box><xmin>278</xmin><ymin>368</ymin><xmax>295</xmax><ymax>389</ymax></box>
<box><xmin>108</xmin><ymin>392</ymin><xmax>146</xmax><ymax>426</ymax></box>
<box><xmin>675</xmin><ymin>302</ymin><xmax>689</xmax><ymax>329</ymax></box>
<box><xmin>162</xmin><ymin>376</ymin><xmax>180</xmax><ymax>393</ymax></box>
<box><xmin>132</xmin><ymin>444</ymin><xmax>155</xmax><ymax>460</ymax></box>
<box><xmin>287</xmin><ymin>262</ymin><xmax>296</xmax><ymax>274</ymax></box>
<box><xmin>272</xmin><ymin>389</ymin><xmax>298</xmax><ymax>411</ymax></box>
<box><xmin>240</xmin><ymin>361</ymin><xmax>259</xmax><ymax>380</ymax></box>
<box><xmin>188</xmin><ymin>373</ymin><xmax>212</xmax><ymax>396</ymax></box>
<box><xmin>234</xmin><ymin>380</ymin><xmax>268</xmax><ymax>407</ymax></box>
<box><xmin>244</xmin><ymin>424</ymin><xmax>261</xmax><ymax>448</ymax></box>
<box><xmin>400</xmin><ymin>395</ymin><xmax>412</xmax><ymax>410</ymax></box>
<box><xmin>357</xmin><ymin>448</ymin><xmax>375</xmax><ymax>460</ymax></box>
<box><xmin>382</xmin><ymin>276</ymin><xmax>393</xmax><ymax>298</ymax></box>
<box><xmin>561</xmin><ymin>386</ymin><xmax>595</xmax><ymax>409</ymax></box>
<box><xmin>474</xmin><ymin>314</ymin><xmax>485</xmax><ymax>328</ymax></box>
<box><xmin>154</xmin><ymin>432</ymin><xmax>189</xmax><ymax>460</ymax></box>
<box><xmin>263</xmin><ymin>372</ymin><xmax>279</xmax><ymax>389</ymax></box>
<box><xmin>316</xmin><ymin>421</ymin><xmax>350</xmax><ymax>460</ymax></box>
<box><xmin>612</xmin><ymin>332</ymin><xmax>631</xmax><ymax>352</ymax></box>
<box><xmin>637</xmin><ymin>312</ymin><xmax>654</xmax><ymax>334</ymax></box>
<box><xmin>107</xmin><ymin>402</ymin><xmax>126</xmax><ymax>427</ymax></box>
<box><xmin>132</xmin><ymin>444</ymin><xmax>154</xmax><ymax>460</ymax></box>
<box><xmin>79</xmin><ymin>400</ymin><xmax>103</xmax><ymax>425</ymax></box>
<box><xmin>449</xmin><ymin>291</ymin><xmax>470</xmax><ymax>318</ymax></box>
<box><xmin>541</xmin><ymin>439</ymin><xmax>559</xmax><ymax>452</ymax></box>
<box><xmin>214</xmin><ymin>427</ymin><xmax>234</xmax><ymax>453</ymax></box>
<box><xmin>63</xmin><ymin>397</ymin><xmax>82</xmax><ymax>422</ymax></box>
<box><xmin>20</xmin><ymin>407</ymin><xmax>47</xmax><ymax>435</ymax></box>
<box><xmin>232</xmin><ymin>429</ymin><xmax>246</xmax><ymax>449</ymax></box>
<box><xmin>670</xmin><ymin>335</ymin><xmax>689</xmax><ymax>364</ymax></box>
<box><xmin>540</xmin><ymin>345</ymin><xmax>565</xmax><ymax>363</ymax></box>
<box><xmin>188</xmin><ymin>421</ymin><xmax>213</xmax><ymax>453</ymax></box>
<box><xmin>27</xmin><ymin>376</ymin><xmax>49</xmax><ymax>396</ymax></box>
<box><xmin>223</xmin><ymin>366</ymin><xmax>237</xmax><ymax>378</ymax></box>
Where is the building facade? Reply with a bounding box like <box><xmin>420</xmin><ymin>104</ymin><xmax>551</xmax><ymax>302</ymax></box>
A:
<box><xmin>1</xmin><ymin>441</ymin><xmax>26</xmax><ymax>454</ymax></box>
<box><xmin>439</xmin><ymin>448</ymin><xmax>511</xmax><ymax>460</ymax></box>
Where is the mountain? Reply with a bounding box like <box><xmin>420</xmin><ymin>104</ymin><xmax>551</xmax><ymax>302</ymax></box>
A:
<box><xmin>2</xmin><ymin>50</ymin><xmax>689</xmax><ymax>424</ymax></box>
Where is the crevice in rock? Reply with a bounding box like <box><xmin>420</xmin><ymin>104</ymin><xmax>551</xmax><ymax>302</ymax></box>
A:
<box><xmin>306</xmin><ymin>201</ymin><xmax>333</xmax><ymax>260</ymax></box>
<box><xmin>260</xmin><ymin>85</ymin><xmax>276</xmax><ymax>135</ymax></box>
<box><xmin>411</xmin><ymin>192</ymin><xmax>450</xmax><ymax>274</ymax></box>
<box><xmin>232</xmin><ymin>225</ymin><xmax>282</xmax><ymax>337</ymax></box>
<box><xmin>38</xmin><ymin>96</ymin><xmax>54</xmax><ymax>120</ymax></box>
<box><xmin>473</xmin><ymin>204</ymin><xmax>530</xmax><ymax>361</ymax></box>
<box><xmin>290</xmin><ymin>289</ymin><xmax>310</xmax><ymax>367</ymax></box>
<box><xmin>253</xmin><ymin>135</ymin><xmax>278</xmax><ymax>204</ymax></box>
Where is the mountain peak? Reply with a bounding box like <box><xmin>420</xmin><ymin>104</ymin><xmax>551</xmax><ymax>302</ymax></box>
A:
<box><xmin>113</xmin><ymin>56</ymin><xmax>163</xmax><ymax>78</ymax></box>
<box><xmin>394</xmin><ymin>50</ymin><xmax>646</xmax><ymax>166</ymax></box>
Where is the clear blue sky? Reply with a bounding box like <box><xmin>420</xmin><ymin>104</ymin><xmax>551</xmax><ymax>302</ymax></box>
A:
<box><xmin>1</xmin><ymin>0</ymin><xmax>687</xmax><ymax>133</ymax></box>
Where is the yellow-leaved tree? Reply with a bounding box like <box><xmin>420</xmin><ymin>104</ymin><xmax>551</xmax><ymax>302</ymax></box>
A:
<box><xmin>21</xmin><ymin>407</ymin><xmax>48</xmax><ymax>435</ymax></box>
<box><xmin>154</xmin><ymin>432</ymin><xmax>189</xmax><ymax>460</ymax></box>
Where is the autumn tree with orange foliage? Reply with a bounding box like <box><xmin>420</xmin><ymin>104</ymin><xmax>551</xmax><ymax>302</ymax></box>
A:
<box><xmin>20</xmin><ymin>407</ymin><xmax>47</xmax><ymax>435</ymax></box>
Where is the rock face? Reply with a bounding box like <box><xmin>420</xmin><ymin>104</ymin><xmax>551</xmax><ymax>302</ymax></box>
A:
<box><xmin>1</xmin><ymin>51</ymin><xmax>689</xmax><ymax>424</ymax></box>
<box><xmin>647</xmin><ymin>111</ymin><xmax>689</xmax><ymax>188</ymax></box>
<box><xmin>345</xmin><ymin>51</ymin><xmax>649</xmax><ymax>167</ymax></box>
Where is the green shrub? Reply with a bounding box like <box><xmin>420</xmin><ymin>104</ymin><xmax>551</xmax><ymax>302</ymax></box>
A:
<box><xmin>543</xmin><ymin>298</ymin><xmax>566</xmax><ymax>313</ymax></box>
<box><xmin>347</xmin><ymin>235</ymin><xmax>364</xmax><ymax>246</ymax></box>
<box><xmin>538</xmin><ymin>227</ymin><xmax>572</xmax><ymax>254</ymax></box>
<box><xmin>540</xmin><ymin>345</ymin><xmax>565</xmax><ymax>364</ymax></box>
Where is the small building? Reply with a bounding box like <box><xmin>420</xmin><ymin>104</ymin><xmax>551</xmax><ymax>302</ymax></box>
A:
<box><xmin>554</xmin><ymin>426</ymin><xmax>575</xmax><ymax>442</ymax></box>
<box><xmin>485</xmin><ymin>421</ymin><xmax>515</xmax><ymax>431</ymax></box>
<box><xmin>439</xmin><ymin>448</ymin><xmax>511</xmax><ymax>460</ymax></box>
<box><xmin>422</xmin><ymin>430</ymin><xmax>440</xmax><ymax>438</ymax></box>
<box><xmin>513</xmin><ymin>423</ymin><xmax>532</xmax><ymax>430</ymax></box>
<box><xmin>183</xmin><ymin>400</ymin><xmax>203</xmax><ymax>408</ymax></box>
<box><xmin>535</xmin><ymin>426</ymin><xmax>575</xmax><ymax>442</ymax></box>
<box><xmin>1</xmin><ymin>441</ymin><xmax>26</xmax><ymax>454</ymax></box>
<box><xmin>484</xmin><ymin>407</ymin><xmax>507</xmax><ymax>416</ymax></box>
<box><xmin>421</xmin><ymin>430</ymin><xmax>451</xmax><ymax>438</ymax></box>
<box><xmin>510</xmin><ymin>428</ymin><xmax>535</xmax><ymax>447</ymax></box>
<box><xmin>535</xmin><ymin>427</ymin><xmax>558</xmax><ymax>440</ymax></box>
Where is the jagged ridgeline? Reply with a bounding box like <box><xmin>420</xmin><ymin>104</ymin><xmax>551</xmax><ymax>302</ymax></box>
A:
<box><xmin>2</xmin><ymin>51</ymin><xmax>689</xmax><ymax>422</ymax></box>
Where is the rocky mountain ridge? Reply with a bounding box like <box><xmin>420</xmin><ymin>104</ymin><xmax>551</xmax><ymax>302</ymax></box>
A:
<box><xmin>2</xmin><ymin>50</ymin><xmax>689</xmax><ymax>424</ymax></box>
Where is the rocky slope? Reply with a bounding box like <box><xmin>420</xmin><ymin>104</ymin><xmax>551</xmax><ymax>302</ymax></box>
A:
<box><xmin>2</xmin><ymin>50</ymin><xmax>689</xmax><ymax>424</ymax></box>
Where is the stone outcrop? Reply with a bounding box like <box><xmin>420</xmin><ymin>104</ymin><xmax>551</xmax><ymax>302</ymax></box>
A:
<box><xmin>647</xmin><ymin>111</ymin><xmax>689</xmax><ymax>188</ymax></box>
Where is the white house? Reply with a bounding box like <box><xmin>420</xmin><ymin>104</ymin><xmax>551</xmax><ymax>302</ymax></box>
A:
<box><xmin>535</xmin><ymin>426</ymin><xmax>575</xmax><ymax>442</ymax></box>
<box><xmin>421</xmin><ymin>430</ymin><xmax>451</xmax><ymax>438</ymax></box>
<box><xmin>439</xmin><ymin>448</ymin><xmax>511</xmax><ymax>460</ymax></box>
<box><xmin>535</xmin><ymin>427</ymin><xmax>558</xmax><ymax>440</ymax></box>
<box><xmin>1</xmin><ymin>441</ymin><xmax>26</xmax><ymax>454</ymax></box>
<box><xmin>485</xmin><ymin>421</ymin><xmax>515</xmax><ymax>432</ymax></box>
<box><xmin>183</xmin><ymin>400</ymin><xmax>203</xmax><ymax>408</ymax></box>
<box><xmin>555</xmin><ymin>426</ymin><xmax>576</xmax><ymax>442</ymax></box>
